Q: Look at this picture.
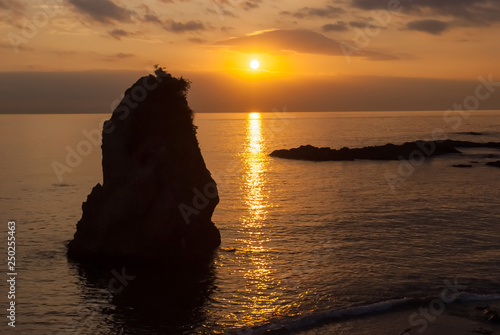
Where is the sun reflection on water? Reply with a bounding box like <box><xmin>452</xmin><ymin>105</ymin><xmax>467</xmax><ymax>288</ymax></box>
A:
<box><xmin>241</xmin><ymin>112</ymin><xmax>268</xmax><ymax>247</ymax></box>
<box><xmin>232</xmin><ymin>112</ymin><xmax>285</xmax><ymax>325</ymax></box>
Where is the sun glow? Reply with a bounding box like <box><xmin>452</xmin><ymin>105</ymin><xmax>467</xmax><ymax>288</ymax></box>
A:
<box><xmin>248</xmin><ymin>112</ymin><xmax>261</xmax><ymax>120</ymax></box>
<box><xmin>250</xmin><ymin>59</ymin><xmax>260</xmax><ymax>70</ymax></box>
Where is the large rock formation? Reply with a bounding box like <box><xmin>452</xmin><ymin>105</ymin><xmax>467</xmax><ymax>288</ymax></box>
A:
<box><xmin>67</xmin><ymin>68</ymin><xmax>221</xmax><ymax>265</ymax></box>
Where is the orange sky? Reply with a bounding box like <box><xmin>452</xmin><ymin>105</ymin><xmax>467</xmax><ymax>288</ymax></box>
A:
<box><xmin>1</xmin><ymin>0</ymin><xmax>500</xmax><ymax>112</ymax></box>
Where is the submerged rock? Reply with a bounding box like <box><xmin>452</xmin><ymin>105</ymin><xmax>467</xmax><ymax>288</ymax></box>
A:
<box><xmin>67</xmin><ymin>68</ymin><xmax>221</xmax><ymax>265</ymax></box>
<box><xmin>456</xmin><ymin>131</ymin><xmax>483</xmax><ymax>136</ymax></box>
<box><xmin>486</xmin><ymin>160</ymin><xmax>500</xmax><ymax>168</ymax></box>
<box><xmin>270</xmin><ymin>140</ymin><xmax>500</xmax><ymax>162</ymax></box>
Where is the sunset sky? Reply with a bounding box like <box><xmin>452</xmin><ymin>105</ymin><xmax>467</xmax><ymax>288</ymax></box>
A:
<box><xmin>1</xmin><ymin>0</ymin><xmax>500</xmax><ymax>113</ymax></box>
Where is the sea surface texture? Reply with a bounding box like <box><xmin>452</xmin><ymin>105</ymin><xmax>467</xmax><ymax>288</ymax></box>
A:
<box><xmin>1</xmin><ymin>111</ymin><xmax>499</xmax><ymax>334</ymax></box>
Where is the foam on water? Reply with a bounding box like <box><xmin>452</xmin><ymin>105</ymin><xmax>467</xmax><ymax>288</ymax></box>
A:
<box><xmin>228</xmin><ymin>293</ymin><xmax>500</xmax><ymax>335</ymax></box>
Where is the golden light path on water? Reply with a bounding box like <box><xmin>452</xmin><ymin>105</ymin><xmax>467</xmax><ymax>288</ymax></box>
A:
<box><xmin>230</xmin><ymin>112</ymin><xmax>289</xmax><ymax>326</ymax></box>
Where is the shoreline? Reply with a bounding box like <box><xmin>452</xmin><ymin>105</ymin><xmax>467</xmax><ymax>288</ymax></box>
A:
<box><xmin>292</xmin><ymin>300</ymin><xmax>500</xmax><ymax>335</ymax></box>
<box><xmin>226</xmin><ymin>296</ymin><xmax>500</xmax><ymax>335</ymax></box>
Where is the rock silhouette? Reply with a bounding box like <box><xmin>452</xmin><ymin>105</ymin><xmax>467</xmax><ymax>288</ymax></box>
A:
<box><xmin>455</xmin><ymin>131</ymin><xmax>483</xmax><ymax>136</ymax></box>
<box><xmin>67</xmin><ymin>68</ymin><xmax>220</xmax><ymax>265</ymax></box>
<box><xmin>452</xmin><ymin>164</ymin><xmax>473</xmax><ymax>168</ymax></box>
<box><xmin>486</xmin><ymin>160</ymin><xmax>500</xmax><ymax>168</ymax></box>
<box><xmin>270</xmin><ymin>140</ymin><xmax>500</xmax><ymax>161</ymax></box>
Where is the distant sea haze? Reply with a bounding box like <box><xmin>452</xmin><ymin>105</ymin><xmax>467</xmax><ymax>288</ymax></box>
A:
<box><xmin>1</xmin><ymin>71</ymin><xmax>500</xmax><ymax>113</ymax></box>
<box><xmin>1</xmin><ymin>110</ymin><xmax>500</xmax><ymax>334</ymax></box>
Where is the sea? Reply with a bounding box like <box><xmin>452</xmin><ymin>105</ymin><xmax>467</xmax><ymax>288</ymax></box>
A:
<box><xmin>1</xmin><ymin>110</ymin><xmax>500</xmax><ymax>334</ymax></box>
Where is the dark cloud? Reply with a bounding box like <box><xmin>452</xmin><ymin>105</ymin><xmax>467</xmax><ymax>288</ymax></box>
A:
<box><xmin>407</xmin><ymin>19</ymin><xmax>449</xmax><ymax>35</ymax></box>
<box><xmin>164</xmin><ymin>20</ymin><xmax>206</xmax><ymax>33</ymax></box>
<box><xmin>108</xmin><ymin>29</ymin><xmax>134</xmax><ymax>40</ymax></box>
<box><xmin>322</xmin><ymin>22</ymin><xmax>349</xmax><ymax>32</ymax></box>
<box><xmin>349</xmin><ymin>21</ymin><xmax>379</xmax><ymax>29</ymax></box>
<box><xmin>67</xmin><ymin>0</ymin><xmax>134</xmax><ymax>24</ymax></box>
<box><xmin>136</xmin><ymin>4</ymin><xmax>163</xmax><ymax>24</ymax></box>
<box><xmin>241</xmin><ymin>0</ymin><xmax>261</xmax><ymax>11</ymax></box>
<box><xmin>351</xmin><ymin>0</ymin><xmax>500</xmax><ymax>25</ymax></box>
<box><xmin>351</xmin><ymin>0</ymin><xmax>404</xmax><ymax>10</ymax></box>
<box><xmin>281</xmin><ymin>5</ymin><xmax>345</xmax><ymax>19</ymax></box>
<box><xmin>143</xmin><ymin>13</ymin><xmax>162</xmax><ymax>24</ymax></box>
<box><xmin>214</xmin><ymin>29</ymin><xmax>398</xmax><ymax>60</ymax></box>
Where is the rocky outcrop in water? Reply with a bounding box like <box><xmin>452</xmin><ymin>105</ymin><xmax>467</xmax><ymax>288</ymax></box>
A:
<box><xmin>486</xmin><ymin>160</ymin><xmax>500</xmax><ymax>168</ymax></box>
<box><xmin>270</xmin><ymin>140</ymin><xmax>500</xmax><ymax>161</ymax></box>
<box><xmin>67</xmin><ymin>68</ymin><xmax>221</xmax><ymax>265</ymax></box>
<box><xmin>455</xmin><ymin>132</ymin><xmax>483</xmax><ymax>136</ymax></box>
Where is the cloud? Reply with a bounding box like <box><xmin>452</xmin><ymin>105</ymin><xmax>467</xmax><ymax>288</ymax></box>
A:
<box><xmin>208</xmin><ymin>0</ymin><xmax>260</xmax><ymax>13</ymax></box>
<box><xmin>349</xmin><ymin>21</ymin><xmax>379</xmax><ymax>29</ymax></box>
<box><xmin>241</xmin><ymin>0</ymin><xmax>261</xmax><ymax>11</ymax></box>
<box><xmin>350</xmin><ymin>0</ymin><xmax>401</xmax><ymax>10</ymax></box>
<box><xmin>407</xmin><ymin>19</ymin><xmax>449</xmax><ymax>35</ymax></box>
<box><xmin>136</xmin><ymin>4</ymin><xmax>163</xmax><ymax>24</ymax></box>
<box><xmin>164</xmin><ymin>20</ymin><xmax>206</xmax><ymax>33</ymax></box>
<box><xmin>67</xmin><ymin>0</ymin><xmax>134</xmax><ymax>24</ymax></box>
<box><xmin>281</xmin><ymin>5</ymin><xmax>345</xmax><ymax>19</ymax></box>
<box><xmin>207</xmin><ymin>7</ymin><xmax>238</xmax><ymax>18</ymax></box>
<box><xmin>50</xmin><ymin>50</ymin><xmax>136</xmax><ymax>60</ymax></box>
<box><xmin>214</xmin><ymin>29</ymin><xmax>398</xmax><ymax>60</ymax></box>
<box><xmin>0</xmin><ymin>0</ymin><xmax>25</xmax><ymax>11</ymax></box>
<box><xmin>189</xmin><ymin>37</ymin><xmax>207</xmax><ymax>44</ymax></box>
<box><xmin>158</xmin><ymin>0</ymin><xmax>193</xmax><ymax>3</ymax></box>
<box><xmin>351</xmin><ymin>0</ymin><xmax>500</xmax><ymax>25</ymax></box>
<box><xmin>108</xmin><ymin>29</ymin><xmax>134</xmax><ymax>40</ymax></box>
<box><xmin>143</xmin><ymin>13</ymin><xmax>162</xmax><ymax>24</ymax></box>
<box><xmin>322</xmin><ymin>22</ymin><xmax>349</xmax><ymax>32</ymax></box>
<box><xmin>97</xmin><ymin>52</ymin><xmax>137</xmax><ymax>61</ymax></box>
<box><xmin>113</xmin><ymin>52</ymin><xmax>135</xmax><ymax>58</ymax></box>
<box><xmin>212</xmin><ymin>0</ymin><xmax>233</xmax><ymax>7</ymax></box>
<box><xmin>0</xmin><ymin>0</ymin><xmax>26</xmax><ymax>27</ymax></box>
<box><xmin>220</xmin><ymin>8</ymin><xmax>238</xmax><ymax>17</ymax></box>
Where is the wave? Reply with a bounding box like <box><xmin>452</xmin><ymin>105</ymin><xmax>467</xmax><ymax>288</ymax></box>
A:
<box><xmin>226</xmin><ymin>292</ymin><xmax>500</xmax><ymax>335</ymax></box>
<box><xmin>454</xmin><ymin>292</ymin><xmax>500</xmax><ymax>303</ymax></box>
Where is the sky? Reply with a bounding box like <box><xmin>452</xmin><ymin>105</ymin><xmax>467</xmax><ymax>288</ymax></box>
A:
<box><xmin>1</xmin><ymin>0</ymin><xmax>500</xmax><ymax>112</ymax></box>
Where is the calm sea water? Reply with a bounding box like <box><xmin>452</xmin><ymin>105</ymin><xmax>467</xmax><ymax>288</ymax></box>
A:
<box><xmin>1</xmin><ymin>111</ymin><xmax>500</xmax><ymax>334</ymax></box>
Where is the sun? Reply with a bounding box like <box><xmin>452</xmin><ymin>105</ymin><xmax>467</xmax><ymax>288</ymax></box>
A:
<box><xmin>248</xmin><ymin>112</ymin><xmax>261</xmax><ymax>120</ymax></box>
<box><xmin>250</xmin><ymin>59</ymin><xmax>260</xmax><ymax>70</ymax></box>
